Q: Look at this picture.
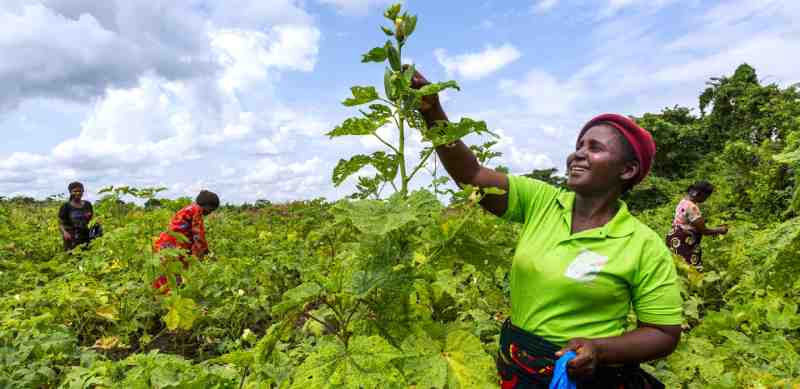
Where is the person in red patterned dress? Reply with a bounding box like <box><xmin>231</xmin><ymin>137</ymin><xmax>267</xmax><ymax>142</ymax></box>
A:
<box><xmin>152</xmin><ymin>190</ymin><xmax>220</xmax><ymax>292</ymax></box>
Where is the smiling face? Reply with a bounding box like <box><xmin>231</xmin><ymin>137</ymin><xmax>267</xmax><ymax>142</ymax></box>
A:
<box><xmin>566</xmin><ymin>124</ymin><xmax>638</xmax><ymax>196</ymax></box>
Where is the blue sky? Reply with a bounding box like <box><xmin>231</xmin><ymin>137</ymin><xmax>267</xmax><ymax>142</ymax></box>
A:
<box><xmin>1</xmin><ymin>0</ymin><xmax>798</xmax><ymax>203</ymax></box>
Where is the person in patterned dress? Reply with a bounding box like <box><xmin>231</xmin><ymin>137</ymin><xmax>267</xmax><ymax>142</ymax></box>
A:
<box><xmin>666</xmin><ymin>181</ymin><xmax>727</xmax><ymax>270</ymax></box>
<box><xmin>152</xmin><ymin>190</ymin><xmax>219</xmax><ymax>292</ymax></box>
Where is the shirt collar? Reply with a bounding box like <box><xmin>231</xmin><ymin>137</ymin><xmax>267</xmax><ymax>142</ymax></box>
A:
<box><xmin>557</xmin><ymin>191</ymin><xmax>635</xmax><ymax>238</ymax></box>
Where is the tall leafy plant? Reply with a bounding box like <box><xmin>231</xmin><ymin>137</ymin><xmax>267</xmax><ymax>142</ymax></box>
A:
<box><xmin>327</xmin><ymin>3</ymin><xmax>493</xmax><ymax>199</ymax></box>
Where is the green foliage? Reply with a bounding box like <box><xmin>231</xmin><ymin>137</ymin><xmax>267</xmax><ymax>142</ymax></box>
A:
<box><xmin>399</xmin><ymin>328</ymin><xmax>497</xmax><ymax>388</ymax></box>
<box><xmin>163</xmin><ymin>295</ymin><xmax>200</xmax><ymax>331</ymax></box>
<box><xmin>522</xmin><ymin>168</ymin><xmax>566</xmax><ymax>188</ymax></box>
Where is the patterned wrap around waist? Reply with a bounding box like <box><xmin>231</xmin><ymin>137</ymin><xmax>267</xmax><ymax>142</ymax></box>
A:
<box><xmin>496</xmin><ymin>319</ymin><xmax>664</xmax><ymax>389</ymax></box>
<box><xmin>666</xmin><ymin>225</ymin><xmax>703</xmax><ymax>270</ymax></box>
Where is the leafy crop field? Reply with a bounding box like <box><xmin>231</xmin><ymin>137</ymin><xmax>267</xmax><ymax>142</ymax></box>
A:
<box><xmin>2</xmin><ymin>184</ymin><xmax>799</xmax><ymax>388</ymax></box>
<box><xmin>3</xmin><ymin>3</ymin><xmax>800</xmax><ymax>388</ymax></box>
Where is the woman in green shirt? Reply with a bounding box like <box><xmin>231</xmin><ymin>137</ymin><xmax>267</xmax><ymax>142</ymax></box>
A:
<box><xmin>412</xmin><ymin>70</ymin><xmax>682</xmax><ymax>388</ymax></box>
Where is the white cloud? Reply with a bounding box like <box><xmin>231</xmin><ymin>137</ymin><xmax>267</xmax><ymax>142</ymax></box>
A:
<box><xmin>213</xmin><ymin>25</ymin><xmax>320</xmax><ymax>92</ymax></box>
<box><xmin>434</xmin><ymin>44</ymin><xmax>521</xmax><ymax>81</ymax></box>
<box><xmin>508</xmin><ymin>147</ymin><xmax>554</xmax><ymax>171</ymax></box>
<box><xmin>316</xmin><ymin>0</ymin><xmax>394</xmax><ymax>15</ymax></box>
<box><xmin>0</xmin><ymin>1</ymin><xmax>214</xmax><ymax>110</ymax></box>
<box><xmin>204</xmin><ymin>0</ymin><xmax>314</xmax><ymax>27</ymax></box>
<box><xmin>655</xmin><ymin>34</ymin><xmax>800</xmax><ymax>85</ymax></box>
<box><xmin>533</xmin><ymin>0</ymin><xmax>560</xmax><ymax>12</ymax></box>
<box><xmin>243</xmin><ymin>157</ymin><xmax>322</xmax><ymax>184</ymax></box>
<box><xmin>599</xmin><ymin>0</ymin><xmax>680</xmax><ymax>18</ymax></box>
<box><xmin>499</xmin><ymin>70</ymin><xmax>586</xmax><ymax>116</ymax></box>
<box><xmin>0</xmin><ymin>3</ymin><xmax>329</xmax><ymax>203</ymax></box>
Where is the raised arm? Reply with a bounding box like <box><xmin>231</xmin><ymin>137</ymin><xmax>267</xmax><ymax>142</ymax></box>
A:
<box><xmin>411</xmin><ymin>70</ymin><xmax>509</xmax><ymax>216</ymax></box>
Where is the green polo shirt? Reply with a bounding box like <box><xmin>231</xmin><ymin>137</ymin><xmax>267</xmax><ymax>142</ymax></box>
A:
<box><xmin>502</xmin><ymin>175</ymin><xmax>682</xmax><ymax>345</ymax></box>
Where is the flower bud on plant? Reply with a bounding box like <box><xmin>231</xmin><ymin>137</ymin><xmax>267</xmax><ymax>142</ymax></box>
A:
<box><xmin>395</xmin><ymin>17</ymin><xmax>405</xmax><ymax>41</ymax></box>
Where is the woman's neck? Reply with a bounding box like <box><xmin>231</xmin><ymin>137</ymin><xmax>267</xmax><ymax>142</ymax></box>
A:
<box><xmin>70</xmin><ymin>199</ymin><xmax>83</xmax><ymax>207</ymax></box>
<box><xmin>572</xmin><ymin>192</ymin><xmax>620</xmax><ymax>233</ymax></box>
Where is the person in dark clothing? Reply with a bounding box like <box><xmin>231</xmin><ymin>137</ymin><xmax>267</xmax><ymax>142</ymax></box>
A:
<box><xmin>58</xmin><ymin>182</ymin><xmax>94</xmax><ymax>251</ymax></box>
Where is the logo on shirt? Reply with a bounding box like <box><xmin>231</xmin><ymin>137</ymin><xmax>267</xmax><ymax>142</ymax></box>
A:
<box><xmin>564</xmin><ymin>249</ymin><xmax>608</xmax><ymax>282</ymax></box>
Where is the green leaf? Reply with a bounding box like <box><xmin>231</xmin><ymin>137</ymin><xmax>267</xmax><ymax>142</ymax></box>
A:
<box><xmin>718</xmin><ymin>330</ymin><xmax>750</xmax><ymax>348</ymax></box>
<box><xmin>272</xmin><ymin>282</ymin><xmax>323</xmax><ymax>316</ymax></box>
<box><xmin>334</xmin><ymin>190</ymin><xmax>440</xmax><ymax>236</ymax></box>
<box><xmin>684</xmin><ymin>295</ymin><xmax>702</xmax><ymax>321</ymax></box>
<box><xmin>382</xmin><ymin>68</ymin><xmax>397</xmax><ymax>102</ymax></box>
<box><xmin>417</xmin><ymin>80</ymin><xmax>460</xmax><ymax>96</ymax></box>
<box><xmin>423</xmin><ymin>118</ymin><xmax>494</xmax><ymax>147</ymax></box>
<box><xmin>352</xmin><ymin>267</ymin><xmax>400</xmax><ymax>298</ymax></box>
<box><xmin>386</xmin><ymin>42</ymin><xmax>401</xmax><ymax>71</ymax></box>
<box><xmin>326</xmin><ymin>117</ymin><xmax>386</xmax><ymax>138</ymax></box>
<box><xmin>402</xmin><ymin>14</ymin><xmax>417</xmax><ymax>39</ymax></box>
<box><xmin>360</xmin><ymin>103</ymin><xmax>392</xmax><ymax>123</ymax></box>
<box><xmin>333</xmin><ymin>154</ymin><xmax>371</xmax><ymax>186</ymax></box>
<box><xmin>343</xmin><ymin>86</ymin><xmax>380</xmax><ymax>107</ymax></box>
<box><xmin>773</xmin><ymin>147</ymin><xmax>800</xmax><ymax>164</ymax></box>
<box><xmin>163</xmin><ymin>296</ymin><xmax>199</xmax><ymax>331</ymax></box>
<box><xmin>402</xmin><ymin>63</ymin><xmax>416</xmax><ymax>84</ymax></box>
<box><xmin>332</xmin><ymin>152</ymin><xmax>397</xmax><ymax>187</ymax></box>
<box><xmin>766</xmin><ymin>300</ymin><xmax>799</xmax><ymax>330</ymax></box>
<box><xmin>380</xmin><ymin>26</ymin><xmax>394</xmax><ymax>36</ymax></box>
<box><xmin>290</xmin><ymin>335</ymin><xmax>404</xmax><ymax>388</ymax></box>
<box><xmin>384</xmin><ymin>3</ymin><xmax>401</xmax><ymax>20</ymax></box>
<box><xmin>790</xmin><ymin>184</ymin><xmax>800</xmax><ymax>213</ymax></box>
<box><xmin>719</xmin><ymin>372</ymin><xmax>737</xmax><ymax>388</ymax></box>
<box><xmin>698</xmin><ymin>360</ymin><xmax>725</xmax><ymax>383</ymax></box>
<box><xmin>361</xmin><ymin>46</ymin><xmax>387</xmax><ymax>63</ymax></box>
<box><xmin>370</xmin><ymin>151</ymin><xmax>399</xmax><ymax>180</ymax></box>
<box><xmin>399</xmin><ymin>329</ymin><xmax>496</xmax><ymax>388</ymax></box>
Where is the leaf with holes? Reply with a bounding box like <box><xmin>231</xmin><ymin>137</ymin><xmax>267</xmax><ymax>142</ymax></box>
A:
<box><xmin>343</xmin><ymin>86</ymin><xmax>380</xmax><ymax>107</ymax></box>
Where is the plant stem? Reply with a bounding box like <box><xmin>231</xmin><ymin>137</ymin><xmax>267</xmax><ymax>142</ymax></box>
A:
<box><xmin>397</xmin><ymin>39</ymin><xmax>409</xmax><ymax>198</ymax></box>
<box><xmin>398</xmin><ymin>116</ymin><xmax>408</xmax><ymax>197</ymax></box>
<box><xmin>373</xmin><ymin>133</ymin><xmax>399</xmax><ymax>154</ymax></box>
<box><xmin>408</xmin><ymin>148</ymin><xmax>435</xmax><ymax>182</ymax></box>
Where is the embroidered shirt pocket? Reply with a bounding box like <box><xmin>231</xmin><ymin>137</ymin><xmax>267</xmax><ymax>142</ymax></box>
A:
<box><xmin>564</xmin><ymin>249</ymin><xmax>608</xmax><ymax>282</ymax></box>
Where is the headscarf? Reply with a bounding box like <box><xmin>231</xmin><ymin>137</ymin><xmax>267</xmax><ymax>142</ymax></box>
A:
<box><xmin>579</xmin><ymin>113</ymin><xmax>655</xmax><ymax>186</ymax></box>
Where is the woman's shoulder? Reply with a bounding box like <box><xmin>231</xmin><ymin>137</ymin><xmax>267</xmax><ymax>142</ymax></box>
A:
<box><xmin>629</xmin><ymin>216</ymin><xmax>673</xmax><ymax>255</ymax></box>
<box><xmin>178</xmin><ymin>203</ymin><xmax>202</xmax><ymax>216</ymax></box>
<box><xmin>508</xmin><ymin>175</ymin><xmax>565</xmax><ymax>200</ymax></box>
